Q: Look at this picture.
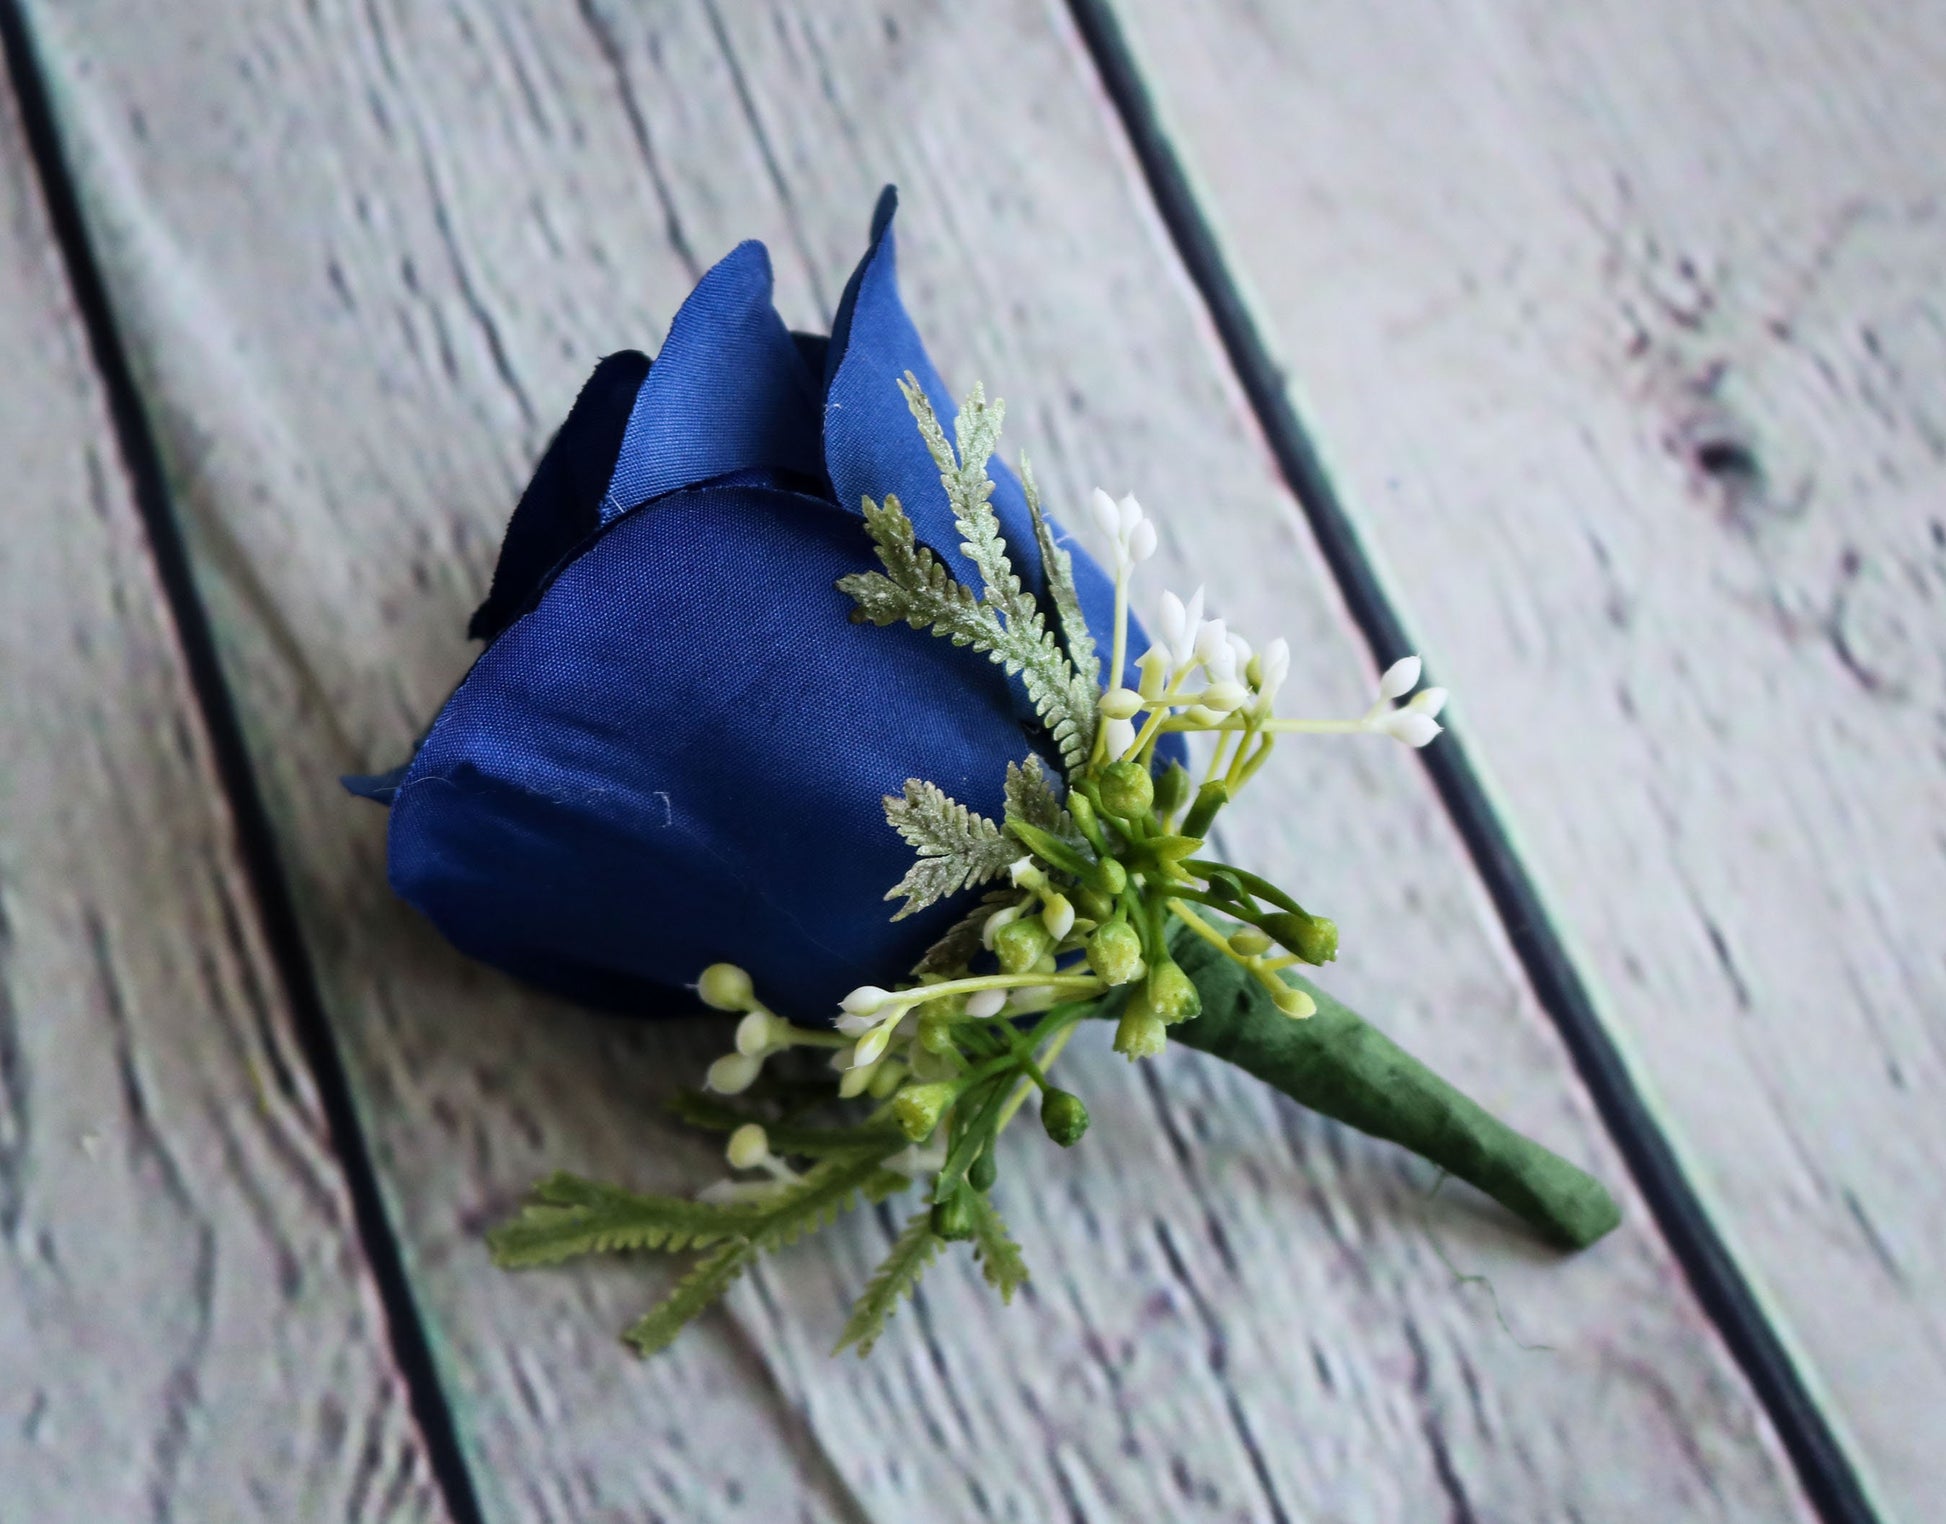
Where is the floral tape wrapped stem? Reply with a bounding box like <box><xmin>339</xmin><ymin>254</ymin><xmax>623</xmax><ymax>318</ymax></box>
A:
<box><xmin>1154</xmin><ymin>926</ymin><xmax>1620</xmax><ymax>1249</ymax></box>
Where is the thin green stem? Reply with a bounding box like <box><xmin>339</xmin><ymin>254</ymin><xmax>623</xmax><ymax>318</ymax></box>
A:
<box><xmin>996</xmin><ymin>1022</ymin><xmax>1081</xmax><ymax>1132</ymax></box>
<box><xmin>1161</xmin><ymin>715</ymin><xmax>1374</xmax><ymax>736</ymax></box>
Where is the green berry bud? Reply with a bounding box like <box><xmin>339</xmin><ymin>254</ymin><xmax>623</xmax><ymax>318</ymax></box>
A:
<box><xmin>867</xmin><ymin>1057</ymin><xmax>908</xmax><ymax>1099</ymax></box>
<box><xmin>1263</xmin><ymin>910</ymin><xmax>1339</xmax><ymax>965</ymax></box>
<box><xmin>1091</xmin><ymin>855</ymin><xmax>1128</xmax><ymax>897</ymax></box>
<box><xmin>1181</xmin><ymin>779</ymin><xmax>1229</xmax><ymax>837</ymax></box>
<box><xmin>1086</xmin><ymin>919</ymin><xmax>1145</xmax><ymax>985</ymax></box>
<box><xmin>1147</xmin><ymin>959</ymin><xmax>1202</xmax><ymax>1024</ymax></box>
<box><xmin>969</xmin><ymin>1148</ymin><xmax>998</xmax><ymax>1191</ymax></box>
<box><xmin>931</xmin><ymin>1188</ymin><xmax>978</xmax><ymax>1240</ymax></box>
<box><xmin>1096</xmin><ymin>760</ymin><xmax>1155</xmax><ymax>820</ymax></box>
<box><xmin>994</xmin><ymin>916</ymin><xmax>1053</xmax><ymax>974</ymax></box>
<box><xmin>917</xmin><ymin>1012</ymin><xmax>958</xmax><ymax>1055</ymax></box>
<box><xmin>1228</xmin><ymin>925</ymin><xmax>1273</xmax><ymax>957</ymax></box>
<box><xmin>1039</xmin><ymin>1088</ymin><xmax>1091</xmax><ymax>1147</ymax></box>
<box><xmin>1113</xmin><ymin>995</ymin><xmax>1168</xmax><ymax>1060</ymax></box>
<box><xmin>1154</xmin><ymin>761</ymin><xmax>1192</xmax><ymax>819</ymax></box>
<box><xmin>1271</xmin><ymin>982</ymin><xmax>1318</xmax><ymax>1019</ymax></box>
<box><xmin>1066</xmin><ymin>789</ymin><xmax>1104</xmax><ymax>847</ymax></box>
<box><xmin>1077</xmin><ymin>885</ymin><xmax>1115</xmax><ymax>922</ymax></box>
<box><xmin>893</xmin><ymin>1081</ymin><xmax>956</xmax><ymax>1141</ymax></box>
<box><xmin>697</xmin><ymin>963</ymin><xmax>754</xmax><ymax>1011</ymax></box>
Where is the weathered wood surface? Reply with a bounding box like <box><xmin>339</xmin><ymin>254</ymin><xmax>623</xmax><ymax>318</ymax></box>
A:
<box><xmin>0</xmin><ymin>69</ymin><xmax>446</xmax><ymax>1524</ymax></box>
<box><xmin>1103</xmin><ymin>0</ymin><xmax>1946</xmax><ymax>1514</ymax></box>
<box><xmin>25</xmin><ymin>0</ymin><xmax>1815</xmax><ymax>1518</ymax></box>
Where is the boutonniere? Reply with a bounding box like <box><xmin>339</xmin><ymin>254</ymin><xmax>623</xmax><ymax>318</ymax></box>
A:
<box><xmin>351</xmin><ymin>189</ymin><xmax>1616</xmax><ymax>1360</ymax></box>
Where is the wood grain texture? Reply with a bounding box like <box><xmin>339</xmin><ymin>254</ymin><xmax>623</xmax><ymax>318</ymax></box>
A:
<box><xmin>26</xmin><ymin>0</ymin><xmax>1813</xmax><ymax>1518</ymax></box>
<box><xmin>0</xmin><ymin>70</ymin><xmax>446</xmax><ymax>1524</ymax></box>
<box><xmin>1101</xmin><ymin>0</ymin><xmax>1946</xmax><ymax>1514</ymax></box>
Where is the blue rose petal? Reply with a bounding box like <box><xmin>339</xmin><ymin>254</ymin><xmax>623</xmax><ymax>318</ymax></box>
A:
<box><xmin>360</xmin><ymin>191</ymin><xmax>1175</xmax><ymax>1021</ymax></box>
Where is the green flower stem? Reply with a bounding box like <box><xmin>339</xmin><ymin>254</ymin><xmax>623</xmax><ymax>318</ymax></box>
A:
<box><xmin>778</xmin><ymin>1022</ymin><xmax>850</xmax><ymax>1049</ymax></box>
<box><xmin>908</xmin><ymin>971</ymin><xmax>1105</xmax><ymax>1007</ymax></box>
<box><xmin>1143</xmin><ymin>927</ymin><xmax>1622</xmax><ymax>1250</ymax></box>
<box><xmin>1166</xmin><ymin>897</ymin><xmax>1251</xmax><ymax>966</ymax></box>
<box><xmin>1181</xmin><ymin>861</ymin><xmax>1300</xmax><ymax>915</ymax></box>
<box><xmin>1163</xmin><ymin>715</ymin><xmax>1381</xmax><ymax>738</ymax></box>
<box><xmin>996</xmin><ymin>1024</ymin><xmax>1080</xmax><ymax>1131</ymax></box>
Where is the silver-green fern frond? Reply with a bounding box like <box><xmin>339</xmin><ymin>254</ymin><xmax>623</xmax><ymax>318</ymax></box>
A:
<box><xmin>836</xmin><ymin>376</ymin><xmax>1099</xmax><ymax>774</ymax></box>
<box><xmin>882</xmin><ymin>779</ymin><xmax>1018</xmax><ymax>919</ymax></box>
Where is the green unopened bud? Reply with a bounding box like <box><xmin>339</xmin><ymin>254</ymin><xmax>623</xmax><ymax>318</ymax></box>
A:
<box><xmin>1154</xmin><ymin>761</ymin><xmax>1192</xmax><ymax>819</ymax></box>
<box><xmin>1091</xmin><ymin>854</ymin><xmax>1128</xmax><ymax>897</ymax></box>
<box><xmin>931</xmin><ymin>1188</ymin><xmax>978</xmax><ymax>1240</ymax></box>
<box><xmin>725</xmin><ymin>1122</ymin><xmax>769</xmax><ymax>1170</ymax></box>
<box><xmin>868</xmin><ymin>1057</ymin><xmax>909</xmax><ymax>1099</ymax></box>
<box><xmin>734</xmin><ymin>1009</ymin><xmax>775</xmax><ymax>1056</ymax></box>
<box><xmin>1097</xmin><ymin>760</ymin><xmax>1155</xmax><ymax>820</ymax></box>
<box><xmin>1147</xmin><ymin>959</ymin><xmax>1202</xmax><ymax>1024</ymax></box>
<box><xmin>917</xmin><ymin>1012</ymin><xmax>958</xmax><ymax>1055</ymax></box>
<box><xmin>969</xmin><ymin>1148</ymin><xmax>998</xmax><ymax>1191</ymax></box>
<box><xmin>994</xmin><ymin>916</ymin><xmax>1053</xmax><ymax>974</ymax></box>
<box><xmin>1066</xmin><ymin>789</ymin><xmax>1105</xmax><ymax>848</ymax></box>
<box><xmin>697</xmin><ymin>963</ymin><xmax>754</xmax><ymax>1011</ymax></box>
<box><xmin>706</xmin><ymin>1051</ymin><xmax>762</xmax><ymax>1095</ymax></box>
<box><xmin>1077</xmin><ymin>885</ymin><xmax>1115</xmax><ymax>922</ymax></box>
<box><xmin>1271</xmin><ymin>982</ymin><xmax>1318</xmax><ymax>1018</ymax></box>
<box><xmin>1228</xmin><ymin>925</ymin><xmax>1273</xmax><ymax>957</ymax></box>
<box><xmin>1086</xmin><ymin>919</ymin><xmax>1145</xmax><ymax>985</ymax></box>
<box><xmin>1263</xmin><ymin>910</ymin><xmax>1339</xmax><ymax>965</ymax></box>
<box><xmin>1181</xmin><ymin>779</ymin><xmax>1229</xmax><ymax>837</ymax></box>
<box><xmin>1113</xmin><ymin>995</ymin><xmax>1168</xmax><ymax>1060</ymax></box>
<box><xmin>894</xmin><ymin>1081</ymin><xmax>956</xmax><ymax>1141</ymax></box>
<box><xmin>1041</xmin><ymin>892</ymin><xmax>1076</xmax><ymax>941</ymax></box>
<box><xmin>1040</xmin><ymin>1088</ymin><xmax>1091</xmax><ymax>1146</ymax></box>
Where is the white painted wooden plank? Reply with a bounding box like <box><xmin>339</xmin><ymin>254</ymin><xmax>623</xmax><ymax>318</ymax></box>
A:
<box><xmin>28</xmin><ymin>0</ymin><xmax>1812</xmax><ymax>1519</ymax></box>
<box><xmin>0</xmin><ymin>69</ymin><xmax>447</xmax><ymax>1524</ymax></box>
<box><xmin>1102</xmin><ymin>0</ymin><xmax>1946</xmax><ymax>1514</ymax></box>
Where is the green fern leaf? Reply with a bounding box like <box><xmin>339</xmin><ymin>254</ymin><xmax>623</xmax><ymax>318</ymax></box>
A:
<box><xmin>895</xmin><ymin>376</ymin><xmax>1099</xmax><ymax>774</ymax></box>
<box><xmin>1003</xmin><ymin>755</ymin><xmax>1072</xmax><ymax>838</ymax></box>
<box><xmin>488</xmin><ymin>1174</ymin><xmax>765</xmax><ymax>1267</ymax></box>
<box><xmin>967</xmin><ymin>1193</ymin><xmax>1029</xmax><ymax>1304</ymax></box>
<box><xmin>666</xmin><ymin>1094</ymin><xmax>908</xmax><ymax>1158</ymax></box>
<box><xmin>834</xmin><ymin>1209</ymin><xmax>943</xmax><ymax>1357</ymax></box>
<box><xmin>914</xmin><ymin>887</ymin><xmax>1018</xmax><ymax>977</ymax></box>
<box><xmin>882</xmin><ymin>779</ymin><xmax>1018</xmax><ymax>919</ymax></box>
<box><xmin>623</xmin><ymin>1240</ymin><xmax>756</xmax><ymax>1357</ymax></box>
<box><xmin>1019</xmin><ymin>454</ymin><xmax>1100</xmax><ymax>688</ymax></box>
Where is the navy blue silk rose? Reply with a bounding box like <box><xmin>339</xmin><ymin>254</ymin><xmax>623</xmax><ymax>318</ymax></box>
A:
<box><xmin>350</xmin><ymin>190</ymin><xmax>1171</xmax><ymax>1022</ymax></box>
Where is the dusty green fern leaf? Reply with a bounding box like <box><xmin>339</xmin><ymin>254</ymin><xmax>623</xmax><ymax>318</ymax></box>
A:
<box><xmin>835</xmin><ymin>1209</ymin><xmax>943</xmax><ymax>1357</ymax></box>
<box><xmin>667</xmin><ymin>1094</ymin><xmax>908</xmax><ymax>1158</ymax></box>
<box><xmin>968</xmin><ymin>1193</ymin><xmax>1029</xmax><ymax>1304</ymax></box>
<box><xmin>915</xmin><ymin>887</ymin><xmax>1017</xmax><ymax>977</ymax></box>
<box><xmin>1004</xmin><ymin>755</ymin><xmax>1071</xmax><ymax>838</ymax></box>
<box><xmin>487</xmin><ymin>1174</ymin><xmax>765</xmax><ymax>1267</ymax></box>
<box><xmin>837</xmin><ymin>378</ymin><xmax>1098</xmax><ymax>775</ymax></box>
<box><xmin>836</xmin><ymin>493</ymin><xmax>986</xmax><ymax>642</ymax></box>
<box><xmin>1020</xmin><ymin>453</ymin><xmax>1099</xmax><ymax>689</ymax></box>
<box><xmin>755</xmin><ymin>1153</ymin><xmax>913</xmax><ymax>1251</ymax></box>
<box><xmin>623</xmin><ymin>1240</ymin><xmax>757</xmax><ymax>1357</ymax></box>
<box><xmin>882</xmin><ymin>778</ymin><xmax>1017</xmax><ymax>919</ymax></box>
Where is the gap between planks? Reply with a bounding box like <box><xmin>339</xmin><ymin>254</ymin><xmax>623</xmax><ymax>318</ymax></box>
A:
<box><xmin>0</xmin><ymin>4</ymin><xmax>488</xmax><ymax>1520</ymax></box>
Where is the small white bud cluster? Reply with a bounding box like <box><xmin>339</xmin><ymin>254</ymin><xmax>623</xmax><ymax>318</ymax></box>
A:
<box><xmin>1089</xmin><ymin>488</ymin><xmax>1158</xmax><ymax>572</ymax></box>
<box><xmin>697</xmin><ymin>964</ymin><xmax>833</xmax><ymax>1098</ymax></box>
<box><xmin>1364</xmin><ymin>656</ymin><xmax>1447</xmax><ymax>748</ymax></box>
<box><xmin>1090</xmin><ymin>581</ymin><xmax>1294</xmax><ymax>758</ymax></box>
